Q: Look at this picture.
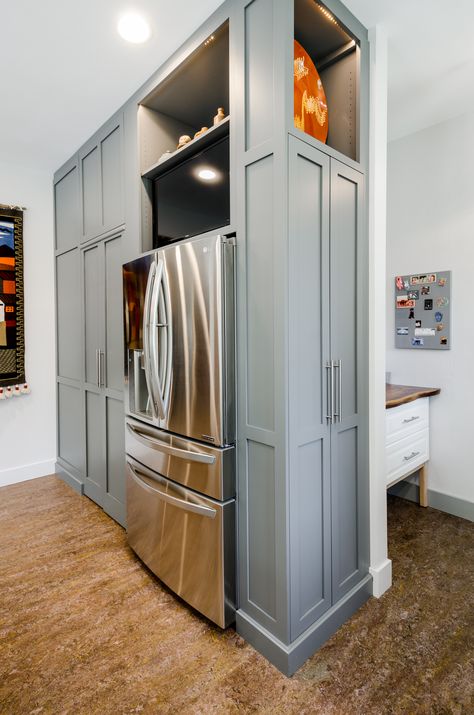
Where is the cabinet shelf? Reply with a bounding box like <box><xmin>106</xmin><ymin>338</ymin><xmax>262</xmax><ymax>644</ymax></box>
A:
<box><xmin>141</xmin><ymin>116</ymin><xmax>229</xmax><ymax>181</ymax></box>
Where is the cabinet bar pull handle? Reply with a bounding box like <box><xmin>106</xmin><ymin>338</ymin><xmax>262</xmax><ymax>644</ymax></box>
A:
<box><xmin>402</xmin><ymin>416</ymin><xmax>419</xmax><ymax>424</ymax></box>
<box><xmin>325</xmin><ymin>361</ymin><xmax>334</xmax><ymax>423</ymax></box>
<box><xmin>98</xmin><ymin>350</ymin><xmax>104</xmax><ymax>388</ymax></box>
<box><xmin>334</xmin><ymin>359</ymin><xmax>342</xmax><ymax>423</ymax></box>
<box><xmin>403</xmin><ymin>450</ymin><xmax>421</xmax><ymax>462</ymax></box>
<box><xmin>96</xmin><ymin>349</ymin><xmax>100</xmax><ymax>388</ymax></box>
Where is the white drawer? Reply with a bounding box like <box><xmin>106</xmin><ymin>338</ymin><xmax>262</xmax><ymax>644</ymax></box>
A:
<box><xmin>386</xmin><ymin>428</ymin><xmax>429</xmax><ymax>486</ymax></box>
<box><xmin>386</xmin><ymin>398</ymin><xmax>429</xmax><ymax>446</ymax></box>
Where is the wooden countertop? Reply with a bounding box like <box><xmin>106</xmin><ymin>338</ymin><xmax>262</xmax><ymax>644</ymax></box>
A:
<box><xmin>386</xmin><ymin>383</ymin><xmax>441</xmax><ymax>409</ymax></box>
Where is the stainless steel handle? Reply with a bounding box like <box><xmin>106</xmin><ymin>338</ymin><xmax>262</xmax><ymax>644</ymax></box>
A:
<box><xmin>402</xmin><ymin>416</ymin><xmax>420</xmax><ymax>424</ymax></box>
<box><xmin>149</xmin><ymin>259</ymin><xmax>166</xmax><ymax>420</ymax></box>
<box><xmin>325</xmin><ymin>361</ymin><xmax>334</xmax><ymax>423</ymax></box>
<box><xmin>128</xmin><ymin>462</ymin><xmax>217</xmax><ymax>518</ymax></box>
<box><xmin>334</xmin><ymin>360</ymin><xmax>342</xmax><ymax>423</ymax></box>
<box><xmin>143</xmin><ymin>261</ymin><xmax>158</xmax><ymax>420</ymax></box>
<box><xmin>126</xmin><ymin>423</ymin><xmax>216</xmax><ymax>464</ymax></box>
<box><xmin>98</xmin><ymin>350</ymin><xmax>104</xmax><ymax>388</ymax></box>
<box><xmin>403</xmin><ymin>450</ymin><xmax>421</xmax><ymax>462</ymax></box>
<box><xmin>96</xmin><ymin>349</ymin><xmax>100</xmax><ymax>388</ymax></box>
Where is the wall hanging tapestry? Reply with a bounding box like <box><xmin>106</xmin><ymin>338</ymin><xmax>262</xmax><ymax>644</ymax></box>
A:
<box><xmin>0</xmin><ymin>205</ymin><xmax>29</xmax><ymax>397</ymax></box>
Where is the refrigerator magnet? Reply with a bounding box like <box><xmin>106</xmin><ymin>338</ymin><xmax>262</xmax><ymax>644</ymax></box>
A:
<box><xmin>440</xmin><ymin>336</ymin><xmax>448</xmax><ymax>345</ymax></box>
<box><xmin>396</xmin><ymin>276</ymin><xmax>404</xmax><ymax>291</ymax></box>
<box><xmin>408</xmin><ymin>290</ymin><xmax>419</xmax><ymax>300</ymax></box>
<box><xmin>436</xmin><ymin>323</ymin><xmax>444</xmax><ymax>332</ymax></box>
<box><xmin>412</xmin><ymin>338</ymin><xmax>424</xmax><ymax>346</ymax></box>
<box><xmin>415</xmin><ymin>319</ymin><xmax>422</xmax><ymax>328</ymax></box>
<box><xmin>438</xmin><ymin>277</ymin><xmax>447</xmax><ymax>287</ymax></box>
<box><xmin>408</xmin><ymin>308</ymin><xmax>415</xmax><ymax>320</ymax></box>
<box><xmin>397</xmin><ymin>327</ymin><xmax>409</xmax><ymax>335</ymax></box>
<box><xmin>435</xmin><ymin>311</ymin><xmax>443</xmax><ymax>322</ymax></box>
<box><xmin>436</xmin><ymin>296</ymin><xmax>449</xmax><ymax>308</ymax></box>
<box><xmin>396</xmin><ymin>296</ymin><xmax>415</xmax><ymax>309</ymax></box>
<box><xmin>421</xmin><ymin>285</ymin><xmax>430</xmax><ymax>295</ymax></box>
<box><xmin>424</xmin><ymin>299</ymin><xmax>433</xmax><ymax>310</ymax></box>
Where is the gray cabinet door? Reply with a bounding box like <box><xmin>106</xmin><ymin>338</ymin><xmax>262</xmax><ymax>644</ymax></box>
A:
<box><xmin>54</xmin><ymin>157</ymin><xmax>79</xmax><ymax>253</ymax></box>
<box><xmin>81</xmin><ymin>233</ymin><xmax>126</xmax><ymax>526</ymax></box>
<box><xmin>288</xmin><ymin>138</ymin><xmax>332</xmax><ymax>638</ymax></box>
<box><xmin>329</xmin><ymin>159</ymin><xmax>368</xmax><ymax>601</ymax></box>
<box><xmin>104</xmin><ymin>234</ymin><xmax>124</xmax><ymax>392</ymax></box>
<box><xmin>56</xmin><ymin>249</ymin><xmax>82</xmax><ymax>381</ymax></box>
<box><xmin>79</xmin><ymin>113</ymin><xmax>124</xmax><ymax>243</ymax></box>
<box><xmin>83</xmin><ymin>243</ymin><xmax>103</xmax><ymax>387</ymax></box>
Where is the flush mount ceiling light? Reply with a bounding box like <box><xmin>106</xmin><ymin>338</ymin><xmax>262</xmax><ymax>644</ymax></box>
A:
<box><xmin>117</xmin><ymin>12</ymin><xmax>151</xmax><ymax>44</ymax></box>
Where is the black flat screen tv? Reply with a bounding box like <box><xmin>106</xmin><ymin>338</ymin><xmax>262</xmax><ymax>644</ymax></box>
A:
<box><xmin>153</xmin><ymin>136</ymin><xmax>230</xmax><ymax>248</ymax></box>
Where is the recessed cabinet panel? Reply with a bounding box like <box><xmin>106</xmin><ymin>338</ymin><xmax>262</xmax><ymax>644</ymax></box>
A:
<box><xmin>84</xmin><ymin>245</ymin><xmax>102</xmax><ymax>386</ymax></box>
<box><xmin>104</xmin><ymin>235</ymin><xmax>124</xmax><ymax>392</ymax></box>
<box><xmin>331</xmin><ymin>425</ymin><xmax>358</xmax><ymax>596</ymax></box>
<box><xmin>58</xmin><ymin>383</ymin><xmax>85</xmax><ymax>472</ymax></box>
<box><xmin>106</xmin><ymin>396</ymin><xmax>125</xmax><ymax>505</ymax></box>
<box><xmin>291</xmin><ymin>151</ymin><xmax>328</xmax><ymax>436</ymax></box>
<box><xmin>248</xmin><ymin>440</ymin><xmax>276</xmax><ymax>620</ymax></box>
<box><xmin>101</xmin><ymin>125</ymin><xmax>123</xmax><ymax>229</ymax></box>
<box><xmin>246</xmin><ymin>156</ymin><xmax>275</xmax><ymax>431</ymax></box>
<box><xmin>55</xmin><ymin>165</ymin><xmax>79</xmax><ymax>253</ymax></box>
<box><xmin>294</xmin><ymin>440</ymin><xmax>330</xmax><ymax>630</ymax></box>
<box><xmin>245</xmin><ymin>0</ymin><xmax>274</xmax><ymax>151</ymax></box>
<box><xmin>86</xmin><ymin>390</ymin><xmax>106</xmax><ymax>495</ymax></box>
<box><xmin>56</xmin><ymin>249</ymin><xmax>81</xmax><ymax>381</ymax></box>
<box><xmin>81</xmin><ymin>146</ymin><xmax>101</xmax><ymax>239</ymax></box>
<box><xmin>330</xmin><ymin>166</ymin><xmax>359</xmax><ymax>418</ymax></box>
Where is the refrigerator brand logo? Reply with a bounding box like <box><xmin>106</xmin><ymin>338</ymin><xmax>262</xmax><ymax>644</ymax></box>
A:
<box><xmin>202</xmin><ymin>434</ymin><xmax>216</xmax><ymax>442</ymax></box>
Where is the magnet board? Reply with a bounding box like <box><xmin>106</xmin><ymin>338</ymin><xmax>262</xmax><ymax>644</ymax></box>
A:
<box><xmin>394</xmin><ymin>271</ymin><xmax>451</xmax><ymax>350</ymax></box>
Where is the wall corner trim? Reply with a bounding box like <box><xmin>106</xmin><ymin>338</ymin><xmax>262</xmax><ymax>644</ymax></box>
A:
<box><xmin>369</xmin><ymin>558</ymin><xmax>392</xmax><ymax>597</ymax></box>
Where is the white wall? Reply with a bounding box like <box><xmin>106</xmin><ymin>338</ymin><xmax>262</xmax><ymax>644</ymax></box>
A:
<box><xmin>0</xmin><ymin>162</ymin><xmax>56</xmax><ymax>486</ymax></box>
<box><xmin>386</xmin><ymin>110</ymin><xmax>474</xmax><ymax>507</ymax></box>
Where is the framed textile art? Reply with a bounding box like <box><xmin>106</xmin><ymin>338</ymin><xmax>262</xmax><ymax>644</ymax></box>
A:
<box><xmin>0</xmin><ymin>205</ymin><xmax>27</xmax><ymax>391</ymax></box>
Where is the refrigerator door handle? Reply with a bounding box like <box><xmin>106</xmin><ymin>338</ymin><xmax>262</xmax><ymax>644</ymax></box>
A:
<box><xmin>149</xmin><ymin>259</ymin><xmax>166</xmax><ymax>420</ymax></box>
<box><xmin>143</xmin><ymin>261</ymin><xmax>159</xmax><ymax>421</ymax></box>
<box><xmin>128</xmin><ymin>462</ymin><xmax>217</xmax><ymax>518</ymax></box>
<box><xmin>126</xmin><ymin>423</ymin><xmax>216</xmax><ymax>464</ymax></box>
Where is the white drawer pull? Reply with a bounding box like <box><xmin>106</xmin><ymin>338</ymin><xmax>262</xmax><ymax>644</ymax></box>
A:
<box><xmin>403</xmin><ymin>450</ymin><xmax>421</xmax><ymax>462</ymax></box>
<box><xmin>402</xmin><ymin>416</ymin><xmax>420</xmax><ymax>424</ymax></box>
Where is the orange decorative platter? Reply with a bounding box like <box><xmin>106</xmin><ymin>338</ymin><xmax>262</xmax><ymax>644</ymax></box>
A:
<box><xmin>294</xmin><ymin>39</ymin><xmax>328</xmax><ymax>144</ymax></box>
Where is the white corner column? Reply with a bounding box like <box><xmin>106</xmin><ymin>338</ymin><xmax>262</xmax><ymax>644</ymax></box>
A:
<box><xmin>368</xmin><ymin>25</ymin><xmax>391</xmax><ymax>597</ymax></box>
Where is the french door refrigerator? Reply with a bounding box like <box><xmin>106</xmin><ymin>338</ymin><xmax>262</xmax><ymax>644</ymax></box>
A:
<box><xmin>123</xmin><ymin>233</ymin><xmax>236</xmax><ymax>628</ymax></box>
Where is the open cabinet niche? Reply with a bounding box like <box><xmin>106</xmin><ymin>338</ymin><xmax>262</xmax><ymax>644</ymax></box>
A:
<box><xmin>139</xmin><ymin>21</ymin><xmax>229</xmax><ymax>250</ymax></box>
<box><xmin>294</xmin><ymin>0</ymin><xmax>360</xmax><ymax>162</ymax></box>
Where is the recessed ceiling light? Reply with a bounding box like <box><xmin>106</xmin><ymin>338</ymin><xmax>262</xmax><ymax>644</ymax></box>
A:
<box><xmin>117</xmin><ymin>12</ymin><xmax>151</xmax><ymax>44</ymax></box>
<box><xmin>197</xmin><ymin>168</ymin><xmax>217</xmax><ymax>181</ymax></box>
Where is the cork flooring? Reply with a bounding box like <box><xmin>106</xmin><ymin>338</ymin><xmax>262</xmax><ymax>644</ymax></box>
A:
<box><xmin>1</xmin><ymin>476</ymin><xmax>473</xmax><ymax>714</ymax></box>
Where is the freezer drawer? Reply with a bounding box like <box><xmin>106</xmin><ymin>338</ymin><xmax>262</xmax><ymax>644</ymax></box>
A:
<box><xmin>125</xmin><ymin>417</ymin><xmax>235</xmax><ymax>500</ymax></box>
<box><xmin>126</xmin><ymin>457</ymin><xmax>235</xmax><ymax>628</ymax></box>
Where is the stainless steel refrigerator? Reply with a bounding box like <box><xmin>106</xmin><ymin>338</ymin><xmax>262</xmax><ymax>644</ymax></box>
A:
<box><xmin>122</xmin><ymin>233</ymin><xmax>236</xmax><ymax>628</ymax></box>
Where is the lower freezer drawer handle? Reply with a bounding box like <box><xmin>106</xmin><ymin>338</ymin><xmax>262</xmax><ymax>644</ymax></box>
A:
<box><xmin>126</xmin><ymin>423</ymin><xmax>216</xmax><ymax>465</ymax></box>
<box><xmin>128</xmin><ymin>463</ymin><xmax>217</xmax><ymax>518</ymax></box>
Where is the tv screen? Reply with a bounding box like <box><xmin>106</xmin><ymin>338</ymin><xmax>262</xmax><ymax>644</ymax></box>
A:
<box><xmin>153</xmin><ymin>136</ymin><xmax>230</xmax><ymax>248</ymax></box>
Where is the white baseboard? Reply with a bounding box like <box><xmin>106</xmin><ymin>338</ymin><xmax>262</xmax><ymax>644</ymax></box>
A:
<box><xmin>370</xmin><ymin>558</ymin><xmax>392</xmax><ymax>597</ymax></box>
<box><xmin>0</xmin><ymin>459</ymin><xmax>56</xmax><ymax>488</ymax></box>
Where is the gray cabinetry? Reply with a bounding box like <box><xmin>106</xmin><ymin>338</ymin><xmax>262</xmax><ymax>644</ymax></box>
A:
<box><xmin>54</xmin><ymin>120</ymin><xmax>127</xmax><ymax>525</ymax></box>
<box><xmin>82</xmin><ymin>233</ymin><xmax>126</xmax><ymax>526</ymax></box>
<box><xmin>79</xmin><ymin>112</ymin><xmax>124</xmax><ymax>243</ymax></box>
<box><xmin>288</xmin><ymin>140</ymin><xmax>368</xmax><ymax>620</ymax></box>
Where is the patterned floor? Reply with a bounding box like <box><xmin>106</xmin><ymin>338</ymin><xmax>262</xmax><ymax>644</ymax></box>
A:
<box><xmin>0</xmin><ymin>476</ymin><xmax>473</xmax><ymax>714</ymax></box>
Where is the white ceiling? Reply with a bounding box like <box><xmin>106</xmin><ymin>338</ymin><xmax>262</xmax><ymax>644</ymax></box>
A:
<box><xmin>2</xmin><ymin>0</ymin><xmax>474</xmax><ymax>173</ymax></box>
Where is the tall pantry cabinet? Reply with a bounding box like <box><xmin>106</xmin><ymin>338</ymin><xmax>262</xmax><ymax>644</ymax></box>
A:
<box><xmin>53</xmin><ymin>0</ymin><xmax>372</xmax><ymax>676</ymax></box>
<box><xmin>54</xmin><ymin>111</ymin><xmax>131</xmax><ymax>526</ymax></box>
